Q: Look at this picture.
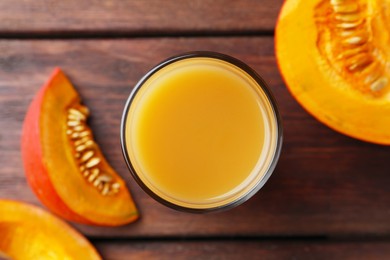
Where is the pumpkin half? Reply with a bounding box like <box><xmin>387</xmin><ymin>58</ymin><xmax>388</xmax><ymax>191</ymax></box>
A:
<box><xmin>21</xmin><ymin>68</ymin><xmax>138</xmax><ymax>226</ymax></box>
<box><xmin>276</xmin><ymin>0</ymin><xmax>390</xmax><ymax>144</ymax></box>
<box><xmin>0</xmin><ymin>200</ymin><xmax>101</xmax><ymax>259</ymax></box>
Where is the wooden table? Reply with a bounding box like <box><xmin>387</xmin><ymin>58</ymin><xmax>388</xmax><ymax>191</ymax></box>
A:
<box><xmin>1</xmin><ymin>1</ymin><xmax>390</xmax><ymax>259</ymax></box>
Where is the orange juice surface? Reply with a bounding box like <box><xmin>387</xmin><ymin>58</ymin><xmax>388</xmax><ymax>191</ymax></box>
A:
<box><xmin>125</xmin><ymin>57</ymin><xmax>278</xmax><ymax>209</ymax></box>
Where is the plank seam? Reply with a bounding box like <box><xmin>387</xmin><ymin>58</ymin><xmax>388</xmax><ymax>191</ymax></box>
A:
<box><xmin>0</xmin><ymin>30</ymin><xmax>274</xmax><ymax>40</ymax></box>
<box><xmin>87</xmin><ymin>235</ymin><xmax>390</xmax><ymax>242</ymax></box>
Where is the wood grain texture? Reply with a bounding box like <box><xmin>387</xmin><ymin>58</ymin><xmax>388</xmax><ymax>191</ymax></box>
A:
<box><xmin>0</xmin><ymin>0</ymin><xmax>282</xmax><ymax>34</ymax></box>
<box><xmin>1</xmin><ymin>38</ymin><xmax>390</xmax><ymax>238</ymax></box>
<box><xmin>95</xmin><ymin>240</ymin><xmax>390</xmax><ymax>260</ymax></box>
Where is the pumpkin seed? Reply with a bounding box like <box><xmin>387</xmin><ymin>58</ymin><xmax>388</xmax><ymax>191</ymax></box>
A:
<box><xmin>111</xmin><ymin>183</ymin><xmax>121</xmax><ymax>189</ymax></box>
<box><xmin>84</xmin><ymin>140</ymin><xmax>95</xmax><ymax>148</ymax></box>
<box><xmin>330</xmin><ymin>0</ymin><xmax>345</xmax><ymax>5</ymax></box>
<box><xmin>88</xmin><ymin>169</ymin><xmax>100</xmax><ymax>182</ymax></box>
<box><xmin>343</xmin><ymin>36</ymin><xmax>366</xmax><ymax>45</ymax></box>
<box><xmin>79</xmin><ymin>131</ymin><xmax>90</xmax><ymax>138</ymax></box>
<box><xmin>85</xmin><ymin>157</ymin><xmax>101</xmax><ymax>168</ymax></box>
<box><xmin>78</xmin><ymin>106</ymin><xmax>90</xmax><ymax>116</ymax></box>
<box><xmin>364</xmin><ymin>65</ymin><xmax>382</xmax><ymax>84</ymax></box>
<box><xmin>335</xmin><ymin>13</ymin><xmax>360</xmax><ymax>22</ymax></box>
<box><xmin>71</xmin><ymin>132</ymin><xmax>80</xmax><ymax>139</ymax></box>
<box><xmin>370</xmin><ymin>77</ymin><xmax>388</xmax><ymax>92</ymax></box>
<box><xmin>69</xmin><ymin>108</ymin><xmax>86</xmax><ymax>120</ymax></box>
<box><xmin>67</xmin><ymin>120</ymin><xmax>80</xmax><ymax>127</ymax></box>
<box><xmin>337</xmin><ymin>44</ymin><xmax>368</xmax><ymax>59</ymax></box>
<box><xmin>333</xmin><ymin>4</ymin><xmax>358</xmax><ymax>13</ymax></box>
<box><xmin>101</xmin><ymin>183</ymin><xmax>110</xmax><ymax>196</ymax></box>
<box><xmin>91</xmin><ymin>168</ymin><xmax>100</xmax><ymax>175</ymax></box>
<box><xmin>347</xmin><ymin>53</ymin><xmax>372</xmax><ymax>72</ymax></box>
<box><xmin>97</xmin><ymin>174</ymin><xmax>112</xmax><ymax>183</ymax></box>
<box><xmin>68</xmin><ymin>114</ymin><xmax>82</xmax><ymax>121</ymax></box>
<box><xmin>339</xmin><ymin>29</ymin><xmax>354</xmax><ymax>37</ymax></box>
<box><xmin>75</xmin><ymin>140</ymin><xmax>94</xmax><ymax>152</ymax></box>
<box><xmin>73</xmin><ymin>125</ymin><xmax>85</xmax><ymax>132</ymax></box>
<box><xmin>74</xmin><ymin>137</ymin><xmax>90</xmax><ymax>146</ymax></box>
<box><xmin>83</xmin><ymin>170</ymin><xmax>90</xmax><ymax>177</ymax></box>
<box><xmin>81</xmin><ymin>151</ymin><xmax>94</xmax><ymax>162</ymax></box>
<box><xmin>75</xmin><ymin>144</ymin><xmax>87</xmax><ymax>152</ymax></box>
<box><xmin>337</xmin><ymin>20</ymin><xmax>363</xmax><ymax>29</ymax></box>
<box><xmin>93</xmin><ymin>178</ymin><xmax>101</xmax><ymax>187</ymax></box>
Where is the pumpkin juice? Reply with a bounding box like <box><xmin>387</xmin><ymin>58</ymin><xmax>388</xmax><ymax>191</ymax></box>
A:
<box><xmin>122</xmin><ymin>54</ymin><xmax>281</xmax><ymax>211</ymax></box>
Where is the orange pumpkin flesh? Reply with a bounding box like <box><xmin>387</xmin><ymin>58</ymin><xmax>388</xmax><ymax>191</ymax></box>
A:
<box><xmin>0</xmin><ymin>200</ymin><xmax>101</xmax><ymax>259</ymax></box>
<box><xmin>276</xmin><ymin>0</ymin><xmax>390</xmax><ymax>144</ymax></box>
<box><xmin>21</xmin><ymin>68</ymin><xmax>138</xmax><ymax>226</ymax></box>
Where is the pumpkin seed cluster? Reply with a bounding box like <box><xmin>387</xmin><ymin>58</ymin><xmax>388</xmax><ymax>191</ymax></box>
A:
<box><xmin>66</xmin><ymin>106</ymin><xmax>121</xmax><ymax>196</ymax></box>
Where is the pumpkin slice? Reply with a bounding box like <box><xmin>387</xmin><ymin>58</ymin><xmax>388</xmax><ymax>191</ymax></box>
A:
<box><xmin>0</xmin><ymin>200</ymin><xmax>101</xmax><ymax>259</ymax></box>
<box><xmin>276</xmin><ymin>0</ymin><xmax>390</xmax><ymax>144</ymax></box>
<box><xmin>21</xmin><ymin>68</ymin><xmax>138</xmax><ymax>226</ymax></box>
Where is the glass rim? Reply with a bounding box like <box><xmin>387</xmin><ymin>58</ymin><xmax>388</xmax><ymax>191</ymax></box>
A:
<box><xmin>120</xmin><ymin>51</ymin><xmax>283</xmax><ymax>213</ymax></box>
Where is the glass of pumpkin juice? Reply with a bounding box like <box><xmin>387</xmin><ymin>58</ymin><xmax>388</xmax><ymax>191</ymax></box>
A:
<box><xmin>121</xmin><ymin>52</ymin><xmax>282</xmax><ymax>212</ymax></box>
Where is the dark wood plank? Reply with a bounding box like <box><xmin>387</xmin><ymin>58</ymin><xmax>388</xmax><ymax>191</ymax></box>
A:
<box><xmin>0</xmin><ymin>0</ymin><xmax>282</xmax><ymax>34</ymax></box>
<box><xmin>95</xmin><ymin>240</ymin><xmax>390</xmax><ymax>260</ymax></box>
<box><xmin>0</xmin><ymin>38</ymin><xmax>390</xmax><ymax>237</ymax></box>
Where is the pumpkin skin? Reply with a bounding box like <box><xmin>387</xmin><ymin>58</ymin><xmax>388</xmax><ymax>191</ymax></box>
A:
<box><xmin>21</xmin><ymin>68</ymin><xmax>138</xmax><ymax>226</ymax></box>
<box><xmin>0</xmin><ymin>200</ymin><xmax>101</xmax><ymax>260</ymax></box>
<box><xmin>276</xmin><ymin>0</ymin><xmax>390</xmax><ymax>144</ymax></box>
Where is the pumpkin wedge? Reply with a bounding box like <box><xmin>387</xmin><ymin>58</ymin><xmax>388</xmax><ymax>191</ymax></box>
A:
<box><xmin>21</xmin><ymin>68</ymin><xmax>138</xmax><ymax>226</ymax></box>
<box><xmin>0</xmin><ymin>200</ymin><xmax>101</xmax><ymax>259</ymax></box>
<box><xmin>276</xmin><ymin>0</ymin><xmax>390</xmax><ymax>144</ymax></box>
